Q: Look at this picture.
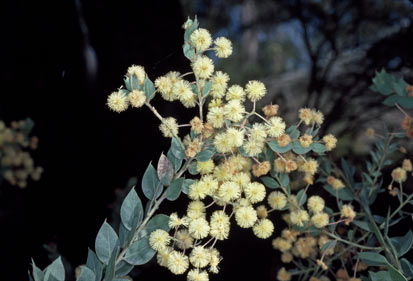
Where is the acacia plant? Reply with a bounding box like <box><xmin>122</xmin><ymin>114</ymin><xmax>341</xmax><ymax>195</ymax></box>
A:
<box><xmin>30</xmin><ymin>17</ymin><xmax>413</xmax><ymax>281</ymax></box>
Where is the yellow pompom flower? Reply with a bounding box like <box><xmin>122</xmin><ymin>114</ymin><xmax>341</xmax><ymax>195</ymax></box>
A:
<box><xmin>250</xmin><ymin>123</ymin><xmax>268</xmax><ymax>141</ymax></box>
<box><xmin>188</xmin><ymin>217</ymin><xmax>210</xmax><ymax>239</ymax></box>
<box><xmin>157</xmin><ymin>247</ymin><xmax>172</xmax><ymax>267</ymax></box>
<box><xmin>224</xmin><ymin>99</ymin><xmax>245</xmax><ymax>122</ymax></box>
<box><xmin>290</xmin><ymin>210</ymin><xmax>309</xmax><ymax>227</ymax></box>
<box><xmin>299</xmin><ymin>158</ymin><xmax>318</xmax><ymax>176</ymax></box>
<box><xmin>169</xmin><ymin>212</ymin><xmax>189</xmax><ymax>228</ymax></box>
<box><xmin>253</xmin><ymin>218</ymin><xmax>274</xmax><ymax>239</ymax></box>
<box><xmin>189</xmin><ymin>246</ymin><xmax>211</xmax><ymax>268</ymax></box>
<box><xmin>226</xmin><ymin>85</ymin><xmax>245</xmax><ymax>101</ymax></box>
<box><xmin>197</xmin><ymin>159</ymin><xmax>215</xmax><ymax>175</ymax></box>
<box><xmin>392</xmin><ymin>167</ymin><xmax>407</xmax><ymax>183</ymax></box>
<box><xmin>233</xmin><ymin>172</ymin><xmax>251</xmax><ymax>189</ymax></box>
<box><xmin>267</xmin><ymin>191</ymin><xmax>287</xmax><ymax>210</ymax></box>
<box><xmin>213</xmin><ymin>132</ymin><xmax>233</xmax><ymax>154</ymax></box>
<box><xmin>176</xmin><ymin>229</ymin><xmax>194</xmax><ymax>250</ymax></box>
<box><xmin>235</xmin><ymin>205</ymin><xmax>258</xmax><ymax>228</ymax></box>
<box><xmin>299</xmin><ymin>108</ymin><xmax>312</xmax><ymax>126</ymax></box>
<box><xmin>243</xmin><ymin>140</ymin><xmax>264</xmax><ymax>157</ymax></box>
<box><xmin>311</xmin><ymin>212</ymin><xmax>329</xmax><ymax>228</ymax></box>
<box><xmin>332</xmin><ymin>178</ymin><xmax>345</xmax><ymax>190</ymax></box>
<box><xmin>155</xmin><ymin>75</ymin><xmax>174</xmax><ymax>101</ymax></box>
<box><xmin>149</xmin><ymin>229</ymin><xmax>171</xmax><ymax>251</ymax></box>
<box><xmin>210</xmin><ymin>210</ymin><xmax>230</xmax><ymax>240</ymax></box>
<box><xmin>207</xmin><ymin>107</ymin><xmax>225</xmax><ymax>128</ymax></box>
<box><xmin>210</xmin><ymin>71</ymin><xmax>229</xmax><ymax>98</ymax></box>
<box><xmin>187</xmin><ymin>269</ymin><xmax>209</xmax><ymax>281</ymax></box>
<box><xmin>173</xmin><ymin>79</ymin><xmax>193</xmax><ymax>103</ymax></box>
<box><xmin>159</xmin><ymin>117</ymin><xmax>179</xmax><ymax>138</ymax></box>
<box><xmin>187</xmin><ymin>200</ymin><xmax>206</xmax><ymax>220</ymax></box>
<box><xmin>267</xmin><ymin>117</ymin><xmax>286</xmax><ymax>138</ymax></box>
<box><xmin>188</xmin><ymin>181</ymin><xmax>209</xmax><ymax>200</ymax></box>
<box><xmin>340</xmin><ymin>204</ymin><xmax>356</xmax><ymax>224</ymax></box>
<box><xmin>245</xmin><ymin>80</ymin><xmax>266</xmax><ymax>101</ymax></box>
<box><xmin>299</xmin><ymin>134</ymin><xmax>313</xmax><ymax>148</ymax></box>
<box><xmin>199</xmin><ymin>175</ymin><xmax>219</xmax><ymax>195</ymax></box>
<box><xmin>256</xmin><ymin>205</ymin><xmax>268</xmax><ymax>219</ymax></box>
<box><xmin>218</xmin><ymin>181</ymin><xmax>241</xmax><ymax>202</ymax></box>
<box><xmin>272</xmin><ymin>237</ymin><xmax>292</xmax><ymax>252</ymax></box>
<box><xmin>277</xmin><ymin>267</ymin><xmax>291</xmax><ymax>281</ymax></box>
<box><xmin>167</xmin><ymin>250</ymin><xmax>189</xmax><ymax>275</ymax></box>
<box><xmin>323</xmin><ymin>134</ymin><xmax>337</xmax><ymax>151</ymax></box>
<box><xmin>226</xmin><ymin>128</ymin><xmax>245</xmax><ymax>148</ymax></box>
<box><xmin>128</xmin><ymin>90</ymin><xmax>146</xmax><ymax>108</ymax></box>
<box><xmin>192</xmin><ymin>56</ymin><xmax>214</xmax><ymax>79</ymax></box>
<box><xmin>107</xmin><ymin>91</ymin><xmax>129</xmax><ymax>113</ymax></box>
<box><xmin>127</xmin><ymin>65</ymin><xmax>145</xmax><ymax>85</ymax></box>
<box><xmin>277</xmin><ymin>134</ymin><xmax>291</xmax><ymax>147</ymax></box>
<box><xmin>244</xmin><ymin>182</ymin><xmax>266</xmax><ymax>204</ymax></box>
<box><xmin>214</xmin><ymin>37</ymin><xmax>232</xmax><ymax>58</ymax></box>
<box><xmin>252</xmin><ymin>161</ymin><xmax>271</xmax><ymax>177</ymax></box>
<box><xmin>307</xmin><ymin>195</ymin><xmax>325</xmax><ymax>213</ymax></box>
<box><xmin>312</xmin><ymin>110</ymin><xmax>324</xmax><ymax>125</ymax></box>
<box><xmin>190</xmin><ymin>116</ymin><xmax>204</xmax><ymax>134</ymax></box>
<box><xmin>190</xmin><ymin>28</ymin><xmax>212</xmax><ymax>53</ymax></box>
<box><xmin>209</xmin><ymin>248</ymin><xmax>221</xmax><ymax>274</ymax></box>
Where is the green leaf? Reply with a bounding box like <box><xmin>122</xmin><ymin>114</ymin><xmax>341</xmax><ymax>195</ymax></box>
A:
<box><xmin>291</xmin><ymin>141</ymin><xmax>312</xmax><ymax>154</ymax></box>
<box><xmin>118</xmin><ymin>224</ymin><xmax>129</xmax><ymax>248</ymax></box>
<box><xmin>124</xmin><ymin>77</ymin><xmax>132</xmax><ymax>91</ymax></box>
<box><xmin>157</xmin><ymin>154</ymin><xmax>174</xmax><ymax>186</ymax></box>
<box><xmin>389</xmin><ymin>230</ymin><xmax>413</xmax><ymax>257</ymax></box>
<box><xmin>387</xmin><ymin>261</ymin><xmax>408</xmax><ymax>281</ymax></box>
<box><xmin>171</xmin><ymin>138</ymin><xmax>186</xmax><ymax>160</ymax></box>
<box><xmin>359</xmin><ymin>251</ymin><xmax>388</xmax><ymax>266</ymax></box>
<box><xmin>286</xmin><ymin>125</ymin><xmax>300</xmax><ymax>139</ymax></box>
<box><xmin>202</xmin><ymin>81</ymin><xmax>212</xmax><ymax>97</ymax></box>
<box><xmin>371</xmin><ymin>69</ymin><xmax>396</xmax><ymax>96</ymax></box>
<box><xmin>95</xmin><ymin>222</ymin><xmax>120</xmax><ymax>265</ymax></box>
<box><xmin>166</xmin><ymin>178</ymin><xmax>185</xmax><ymax>201</ymax></box>
<box><xmin>323</xmin><ymin>185</ymin><xmax>354</xmax><ymax>201</ymax></box>
<box><xmin>167</xmin><ymin>148</ymin><xmax>182</xmax><ymax>173</ymax></box>
<box><xmin>32</xmin><ymin>260</ymin><xmax>44</xmax><ymax>281</ymax></box>
<box><xmin>267</xmin><ymin>141</ymin><xmax>292</xmax><ymax>153</ymax></box>
<box><xmin>184</xmin><ymin>16</ymin><xmax>198</xmax><ymax>42</ymax></box>
<box><xmin>400</xmin><ymin>258</ymin><xmax>413</xmax><ymax>277</ymax></box>
<box><xmin>115</xmin><ymin>261</ymin><xmax>134</xmax><ymax>278</ymax></box>
<box><xmin>321</xmin><ymin>240</ymin><xmax>336</xmax><ymax>252</ymax></box>
<box><xmin>296</xmin><ymin>189</ymin><xmax>307</xmax><ymax>206</ymax></box>
<box><xmin>188</xmin><ymin>162</ymin><xmax>199</xmax><ymax>175</ymax></box>
<box><xmin>260</xmin><ymin>176</ymin><xmax>280</xmax><ymax>189</ymax></box>
<box><xmin>394</xmin><ymin>78</ymin><xmax>407</xmax><ymax>96</ymax></box>
<box><xmin>143</xmin><ymin>76</ymin><xmax>155</xmax><ymax>101</ymax></box>
<box><xmin>104</xmin><ymin>246</ymin><xmax>119</xmax><ymax>281</ymax></box>
<box><xmin>383</xmin><ymin>95</ymin><xmax>413</xmax><ymax>109</ymax></box>
<box><xmin>86</xmin><ymin>249</ymin><xmax>103</xmax><ymax>281</ymax></box>
<box><xmin>196</xmin><ymin>146</ymin><xmax>215</xmax><ymax>162</ymax></box>
<box><xmin>131</xmin><ymin>74</ymin><xmax>139</xmax><ymax>90</ymax></box>
<box><xmin>76</xmin><ymin>267</ymin><xmax>95</xmax><ymax>281</ymax></box>
<box><xmin>120</xmin><ymin>188</ymin><xmax>143</xmax><ymax>231</ymax></box>
<box><xmin>182</xmin><ymin>179</ymin><xmax>195</xmax><ymax>194</ymax></box>
<box><xmin>183</xmin><ymin>42</ymin><xmax>195</xmax><ymax>61</ymax></box>
<box><xmin>44</xmin><ymin>257</ymin><xmax>65</xmax><ymax>281</ymax></box>
<box><xmin>369</xmin><ymin>271</ymin><xmax>391</xmax><ymax>281</ymax></box>
<box><xmin>124</xmin><ymin>237</ymin><xmax>156</xmax><ymax>265</ymax></box>
<box><xmin>141</xmin><ymin>163</ymin><xmax>162</xmax><ymax>201</ymax></box>
<box><xmin>146</xmin><ymin>214</ymin><xmax>170</xmax><ymax>234</ymax></box>
<box><xmin>280</xmin><ymin>173</ymin><xmax>289</xmax><ymax>188</ymax></box>
<box><xmin>312</xmin><ymin>143</ymin><xmax>326</xmax><ymax>154</ymax></box>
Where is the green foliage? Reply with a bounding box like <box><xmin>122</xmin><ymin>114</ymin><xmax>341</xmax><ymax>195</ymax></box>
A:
<box><xmin>95</xmin><ymin>222</ymin><xmax>120</xmax><ymax>265</ymax></box>
<box><xmin>141</xmin><ymin>163</ymin><xmax>162</xmax><ymax>200</ymax></box>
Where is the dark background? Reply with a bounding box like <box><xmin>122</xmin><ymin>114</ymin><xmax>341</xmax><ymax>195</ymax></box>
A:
<box><xmin>1</xmin><ymin>0</ymin><xmax>413</xmax><ymax>281</ymax></box>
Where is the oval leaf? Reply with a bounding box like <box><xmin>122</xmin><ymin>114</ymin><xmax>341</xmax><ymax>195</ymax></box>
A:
<box><xmin>146</xmin><ymin>214</ymin><xmax>170</xmax><ymax>234</ymax></box>
<box><xmin>359</xmin><ymin>251</ymin><xmax>388</xmax><ymax>266</ymax></box>
<box><xmin>182</xmin><ymin>179</ymin><xmax>195</xmax><ymax>195</ymax></box>
<box><xmin>312</xmin><ymin>143</ymin><xmax>326</xmax><ymax>154</ymax></box>
<box><xmin>260</xmin><ymin>176</ymin><xmax>279</xmax><ymax>189</ymax></box>
<box><xmin>141</xmin><ymin>163</ymin><xmax>161</xmax><ymax>200</ymax></box>
<box><xmin>167</xmin><ymin>148</ymin><xmax>182</xmax><ymax>173</ymax></box>
<box><xmin>157</xmin><ymin>154</ymin><xmax>174</xmax><ymax>186</ymax></box>
<box><xmin>323</xmin><ymin>184</ymin><xmax>354</xmax><ymax>201</ymax></box>
<box><xmin>196</xmin><ymin>146</ymin><xmax>215</xmax><ymax>162</ymax></box>
<box><xmin>268</xmin><ymin>141</ymin><xmax>292</xmax><ymax>153</ymax></box>
<box><xmin>76</xmin><ymin>267</ymin><xmax>95</xmax><ymax>281</ymax></box>
<box><xmin>292</xmin><ymin>142</ymin><xmax>312</xmax><ymax>154</ymax></box>
<box><xmin>95</xmin><ymin>222</ymin><xmax>120</xmax><ymax>265</ymax></box>
<box><xmin>86</xmin><ymin>249</ymin><xmax>103</xmax><ymax>281</ymax></box>
<box><xmin>171</xmin><ymin>138</ymin><xmax>186</xmax><ymax>160</ymax></box>
<box><xmin>120</xmin><ymin>188</ymin><xmax>143</xmax><ymax>231</ymax></box>
<box><xmin>124</xmin><ymin>237</ymin><xmax>156</xmax><ymax>265</ymax></box>
<box><xmin>44</xmin><ymin>257</ymin><xmax>65</xmax><ymax>281</ymax></box>
<box><xmin>167</xmin><ymin>178</ymin><xmax>185</xmax><ymax>201</ymax></box>
<box><xmin>143</xmin><ymin>76</ymin><xmax>155</xmax><ymax>100</ymax></box>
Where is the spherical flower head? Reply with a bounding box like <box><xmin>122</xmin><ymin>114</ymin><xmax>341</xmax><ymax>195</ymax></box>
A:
<box><xmin>190</xmin><ymin>28</ymin><xmax>212</xmax><ymax>53</ymax></box>
<box><xmin>197</xmin><ymin>159</ymin><xmax>215</xmax><ymax>175</ymax></box>
<box><xmin>190</xmin><ymin>117</ymin><xmax>204</xmax><ymax>135</ymax></box>
<box><xmin>210</xmin><ymin>71</ymin><xmax>229</xmax><ymax>99</ymax></box>
<box><xmin>253</xmin><ymin>218</ymin><xmax>274</xmax><ymax>239</ymax></box>
<box><xmin>176</xmin><ymin>229</ymin><xmax>194</xmax><ymax>250</ymax></box>
<box><xmin>256</xmin><ymin>205</ymin><xmax>268</xmax><ymax>219</ymax></box>
<box><xmin>244</xmin><ymin>182</ymin><xmax>266</xmax><ymax>204</ymax></box>
<box><xmin>192</xmin><ymin>56</ymin><xmax>214</xmax><ymax>79</ymax></box>
<box><xmin>299</xmin><ymin>108</ymin><xmax>312</xmax><ymax>126</ymax></box>
<box><xmin>128</xmin><ymin>90</ymin><xmax>146</xmax><ymax>108</ymax></box>
<box><xmin>190</xmin><ymin>246</ymin><xmax>211</xmax><ymax>268</ymax></box>
<box><xmin>159</xmin><ymin>117</ymin><xmax>179</xmax><ymax>138</ymax></box>
<box><xmin>277</xmin><ymin>267</ymin><xmax>291</xmax><ymax>281</ymax></box>
<box><xmin>290</xmin><ymin>209</ymin><xmax>309</xmax><ymax>227</ymax></box>
<box><xmin>250</xmin><ymin>123</ymin><xmax>268</xmax><ymax>142</ymax></box>
<box><xmin>107</xmin><ymin>91</ymin><xmax>129</xmax><ymax>113</ymax></box>
<box><xmin>207</xmin><ymin>107</ymin><xmax>225</xmax><ymax>128</ymax></box>
<box><xmin>189</xmin><ymin>217</ymin><xmax>210</xmax><ymax>239</ymax></box>
<box><xmin>275</xmin><ymin>158</ymin><xmax>287</xmax><ymax>173</ymax></box>
<box><xmin>311</xmin><ymin>212</ymin><xmax>329</xmax><ymax>228</ymax></box>
<box><xmin>281</xmin><ymin>251</ymin><xmax>293</xmax><ymax>263</ymax></box>
<box><xmin>262</xmin><ymin>104</ymin><xmax>279</xmax><ymax>118</ymax></box>
<box><xmin>235</xmin><ymin>205</ymin><xmax>258</xmax><ymax>228</ymax></box>
<box><xmin>307</xmin><ymin>195</ymin><xmax>325</xmax><ymax>213</ymax></box>
<box><xmin>167</xmin><ymin>250</ymin><xmax>189</xmax><ymax>275</ymax></box>
<box><xmin>213</xmin><ymin>36</ymin><xmax>232</xmax><ymax>58</ymax></box>
<box><xmin>267</xmin><ymin>117</ymin><xmax>286</xmax><ymax>138</ymax></box>
<box><xmin>245</xmin><ymin>80</ymin><xmax>266</xmax><ymax>102</ymax></box>
<box><xmin>213</xmin><ymin>132</ymin><xmax>233</xmax><ymax>154</ymax></box>
<box><xmin>402</xmin><ymin>159</ymin><xmax>412</xmax><ymax>172</ymax></box>
<box><xmin>127</xmin><ymin>65</ymin><xmax>145</xmax><ymax>85</ymax></box>
<box><xmin>299</xmin><ymin>134</ymin><xmax>313</xmax><ymax>148</ymax></box>
<box><xmin>208</xmin><ymin>248</ymin><xmax>221</xmax><ymax>272</ymax></box>
<box><xmin>331</xmin><ymin>178</ymin><xmax>345</xmax><ymax>190</ymax></box>
<box><xmin>312</xmin><ymin>110</ymin><xmax>324</xmax><ymax>126</ymax></box>
<box><xmin>323</xmin><ymin>134</ymin><xmax>337</xmax><ymax>151</ymax></box>
<box><xmin>340</xmin><ymin>204</ymin><xmax>356</xmax><ymax>224</ymax></box>
<box><xmin>300</xmin><ymin>158</ymin><xmax>318</xmax><ymax>176</ymax></box>
<box><xmin>149</xmin><ymin>229</ymin><xmax>171</xmax><ymax>251</ymax></box>
<box><xmin>155</xmin><ymin>75</ymin><xmax>175</xmax><ymax>101</ymax></box>
<box><xmin>233</xmin><ymin>172</ymin><xmax>251</xmax><ymax>189</ymax></box>
<box><xmin>267</xmin><ymin>191</ymin><xmax>287</xmax><ymax>210</ymax></box>
<box><xmin>218</xmin><ymin>181</ymin><xmax>241</xmax><ymax>202</ymax></box>
<box><xmin>224</xmin><ymin>99</ymin><xmax>245</xmax><ymax>122</ymax></box>
<box><xmin>243</xmin><ymin>139</ymin><xmax>265</xmax><ymax>157</ymax></box>
<box><xmin>210</xmin><ymin>210</ymin><xmax>230</xmax><ymax>240</ymax></box>
<box><xmin>277</xmin><ymin>134</ymin><xmax>291</xmax><ymax>147</ymax></box>
<box><xmin>189</xmin><ymin>181</ymin><xmax>209</xmax><ymax>200</ymax></box>
<box><xmin>285</xmin><ymin>160</ymin><xmax>297</xmax><ymax>173</ymax></box>
<box><xmin>157</xmin><ymin>247</ymin><xmax>173</xmax><ymax>267</ymax></box>
<box><xmin>173</xmin><ymin>79</ymin><xmax>194</xmax><ymax>103</ymax></box>
<box><xmin>252</xmin><ymin>161</ymin><xmax>271</xmax><ymax>177</ymax></box>
<box><xmin>187</xmin><ymin>269</ymin><xmax>209</xmax><ymax>281</ymax></box>
<box><xmin>272</xmin><ymin>237</ymin><xmax>292</xmax><ymax>252</ymax></box>
<box><xmin>226</xmin><ymin>127</ymin><xmax>245</xmax><ymax>148</ymax></box>
<box><xmin>187</xmin><ymin>200</ymin><xmax>206</xmax><ymax>220</ymax></box>
<box><xmin>392</xmin><ymin>167</ymin><xmax>407</xmax><ymax>183</ymax></box>
<box><xmin>226</xmin><ymin>85</ymin><xmax>245</xmax><ymax>101</ymax></box>
<box><xmin>169</xmin><ymin>212</ymin><xmax>189</xmax><ymax>228</ymax></box>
